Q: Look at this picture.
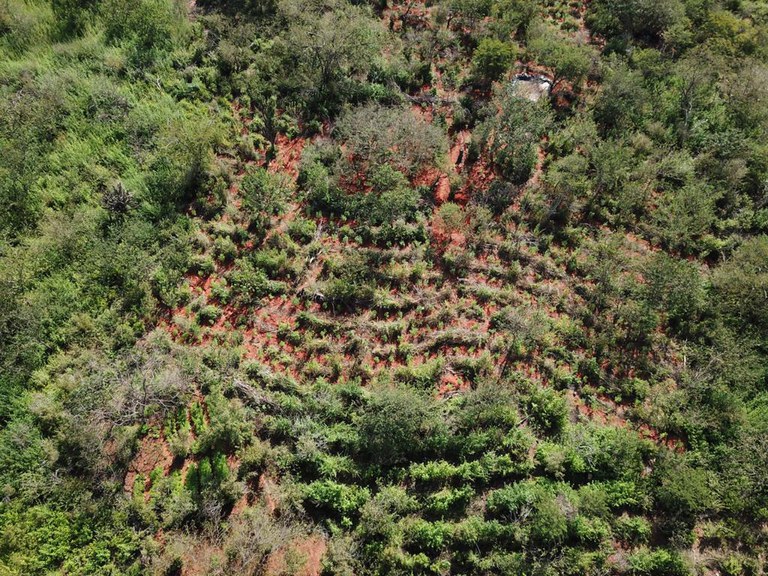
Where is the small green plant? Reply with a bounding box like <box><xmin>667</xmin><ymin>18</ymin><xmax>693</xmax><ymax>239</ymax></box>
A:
<box><xmin>197</xmin><ymin>305</ymin><xmax>221</xmax><ymax>326</ymax></box>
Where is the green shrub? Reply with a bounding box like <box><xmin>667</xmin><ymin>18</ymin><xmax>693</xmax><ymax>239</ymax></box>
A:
<box><xmin>287</xmin><ymin>217</ymin><xmax>317</xmax><ymax>244</ymax></box>
<box><xmin>213</xmin><ymin>236</ymin><xmax>238</xmax><ymax>263</ymax></box>
<box><xmin>568</xmin><ymin>425</ymin><xmax>652</xmax><ymax>482</ymax></box>
<box><xmin>195</xmin><ymin>392</ymin><xmax>253</xmax><ymax>452</ymax></box>
<box><xmin>227</xmin><ymin>260</ymin><xmax>287</xmax><ymax>304</ymax></box>
<box><xmin>323</xmin><ymin>278</ymin><xmax>375</xmax><ymax>312</ymax></box>
<box><xmin>486</xmin><ymin>480</ymin><xmax>543</xmax><ymax>519</ymax></box>
<box><xmin>472</xmin><ymin>38</ymin><xmax>516</xmax><ymax>84</ymax></box>
<box><xmin>302</xmin><ymin>163</ymin><xmax>348</xmax><ymax>217</ymax></box>
<box><xmin>570</xmin><ymin>515</ymin><xmax>611</xmax><ymax>546</ymax></box>
<box><xmin>409</xmin><ymin>460</ymin><xmax>461</xmax><ymax>484</ymax></box>
<box><xmin>528</xmin><ymin>494</ymin><xmax>569</xmax><ymax>545</ymax></box>
<box><xmin>627</xmin><ymin>548</ymin><xmax>689</xmax><ymax>576</ymax></box>
<box><xmin>403</xmin><ymin>519</ymin><xmax>450</xmax><ymax>553</ymax></box>
<box><xmin>303</xmin><ymin>481</ymin><xmax>370</xmax><ymax>526</ymax></box>
<box><xmin>614</xmin><ymin>515</ymin><xmax>652</xmax><ymax>545</ymax></box>
<box><xmin>251</xmin><ymin>248</ymin><xmax>297</xmax><ymax>280</ymax></box>
<box><xmin>523</xmin><ymin>387</ymin><xmax>568</xmax><ymax>437</ymax></box>
<box><xmin>241</xmin><ymin>166</ymin><xmax>290</xmax><ymax>217</ymax></box>
<box><xmin>452</xmin><ymin>517</ymin><xmax>510</xmax><ymax>549</ymax></box>
<box><xmin>196</xmin><ymin>305</ymin><xmax>221</xmax><ymax>326</ymax></box>
<box><xmin>426</xmin><ymin>486</ymin><xmax>474</xmax><ymax>517</ymax></box>
<box><xmin>190</xmin><ymin>401</ymin><xmax>207</xmax><ymax>435</ymax></box>
<box><xmin>441</xmin><ymin>244</ymin><xmax>474</xmax><ymax>277</ymax></box>
<box><xmin>190</xmin><ymin>254</ymin><xmax>216</xmax><ymax>276</ymax></box>
<box><xmin>210</xmin><ymin>277</ymin><xmax>231</xmax><ymax>304</ymax></box>
<box><xmin>359</xmin><ymin>387</ymin><xmax>439</xmax><ymax>467</ymax></box>
<box><xmin>394</xmin><ymin>357</ymin><xmax>444</xmax><ymax>389</ymax></box>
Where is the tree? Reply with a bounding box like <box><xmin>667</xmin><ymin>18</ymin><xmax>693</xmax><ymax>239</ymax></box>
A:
<box><xmin>0</xmin><ymin>72</ymin><xmax>69</xmax><ymax>237</ymax></box>
<box><xmin>720</xmin><ymin>400</ymin><xmax>768</xmax><ymax>518</ymax></box>
<box><xmin>490</xmin><ymin>0</ymin><xmax>538</xmax><ymax>40</ymax></box>
<box><xmin>223</xmin><ymin>507</ymin><xmax>298</xmax><ymax>575</ymax></box>
<box><xmin>51</xmin><ymin>0</ymin><xmax>98</xmax><ymax>39</ymax></box>
<box><xmin>581</xmin><ymin>134</ymin><xmax>658</xmax><ymax>225</ymax></box>
<box><xmin>651</xmin><ymin>182</ymin><xmax>720</xmax><ymax>255</ymax></box>
<box><xmin>472</xmin><ymin>38</ymin><xmax>516</xmax><ymax>85</ymax></box>
<box><xmin>335</xmin><ymin>104</ymin><xmax>448</xmax><ymax>178</ymax></box>
<box><xmin>277</xmin><ymin>0</ymin><xmax>383</xmax><ymax>113</ymax></box>
<box><xmin>713</xmin><ymin>236</ymin><xmax>768</xmax><ymax>331</ymax></box>
<box><xmin>240</xmin><ymin>167</ymin><xmax>291</xmax><ymax>219</ymax></box>
<box><xmin>669</xmin><ymin>51</ymin><xmax>721</xmax><ymax>145</ymax></box>
<box><xmin>587</xmin><ymin>0</ymin><xmax>686</xmax><ymax>42</ymax></box>
<box><xmin>446</xmin><ymin>0</ymin><xmax>494</xmax><ymax>32</ymax></box>
<box><xmin>528</xmin><ymin>25</ymin><xmax>596</xmax><ymax>94</ymax></box>
<box><xmin>478</xmin><ymin>87</ymin><xmax>552</xmax><ymax>184</ymax></box>
<box><xmin>538</xmin><ymin>152</ymin><xmax>591</xmax><ymax>227</ymax></box>
<box><xmin>359</xmin><ymin>387</ymin><xmax>438</xmax><ymax>466</ymax></box>
<box><xmin>641</xmin><ymin>253</ymin><xmax>705</xmax><ymax>337</ymax></box>
<box><xmin>143</xmin><ymin>103</ymin><xmax>224</xmax><ymax>211</ymax></box>
<box><xmin>593</xmin><ymin>58</ymin><xmax>648</xmax><ymax>135</ymax></box>
<box><xmin>653</xmin><ymin>452</ymin><xmax>715</xmax><ymax>541</ymax></box>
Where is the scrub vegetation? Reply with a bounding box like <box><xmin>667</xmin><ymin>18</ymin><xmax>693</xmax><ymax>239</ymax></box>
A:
<box><xmin>1</xmin><ymin>0</ymin><xmax>768</xmax><ymax>574</ymax></box>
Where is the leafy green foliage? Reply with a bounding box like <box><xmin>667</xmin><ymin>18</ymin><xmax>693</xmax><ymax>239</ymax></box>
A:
<box><xmin>479</xmin><ymin>88</ymin><xmax>552</xmax><ymax>184</ymax></box>
<box><xmin>359</xmin><ymin>387</ymin><xmax>439</xmax><ymax>467</ymax></box>
<box><xmin>529</xmin><ymin>24</ymin><xmax>596</xmax><ymax>91</ymax></box>
<box><xmin>472</xmin><ymin>38</ymin><xmax>516</xmax><ymax>84</ymax></box>
<box><xmin>335</xmin><ymin>104</ymin><xmax>448</xmax><ymax>179</ymax></box>
<box><xmin>587</xmin><ymin>0</ymin><xmax>685</xmax><ymax>43</ymax></box>
<box><xmin>714</xmin><ymin>236</ymin><xmax>768</xmax><ymax>331</ymax></box>
<box><xmin>3</xmin><ymin>0</ymin><xmax>768</xmax><ymax>573</ymax></box>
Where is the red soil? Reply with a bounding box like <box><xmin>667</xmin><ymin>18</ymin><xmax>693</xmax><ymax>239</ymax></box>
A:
<box><xmin>270</xmin><ymin>134</ymin><xmax>307</xmax><ymax>180</ymax></box>
<box><xmin>123</xmin><ymin>434</ymin><xmax>174</xmax><ymax>496</ymax></box>
<box><xmin>265</xmin><ymin>535</ymin><xmax>327</xmax><ymax>576</ymax></box>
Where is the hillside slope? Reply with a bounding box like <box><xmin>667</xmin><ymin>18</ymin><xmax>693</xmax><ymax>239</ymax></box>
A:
<box><xmin>1</xmin><ymin>0</ymin><xmax>768</xmax><ymax>574</ymax></box>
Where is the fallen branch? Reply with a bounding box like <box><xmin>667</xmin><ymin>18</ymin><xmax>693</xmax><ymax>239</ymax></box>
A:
<box><xmin>232</xmin><ymin>378</ymin><xmax>278</xmax><ymax>410</ymax></box>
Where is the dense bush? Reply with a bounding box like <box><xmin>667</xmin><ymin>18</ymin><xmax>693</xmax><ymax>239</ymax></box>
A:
<box><xmin>478</xmin><ymin>88</ymin><xmax>552</xmax><ymax>184</ymax></box>
<box><xmin>335</xmin><ymin>104</ymin><xmax>448</xmax><ymax>179</ymax></box>
<box><xmin>359</xmin><ymin>387</ymin><xmax>440</xmax><ymax>467</ymax></box>
<box><xmin>472</xmin><ymin>38</ymin><xmax>516</xmax><ymax>84</ymax></box>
